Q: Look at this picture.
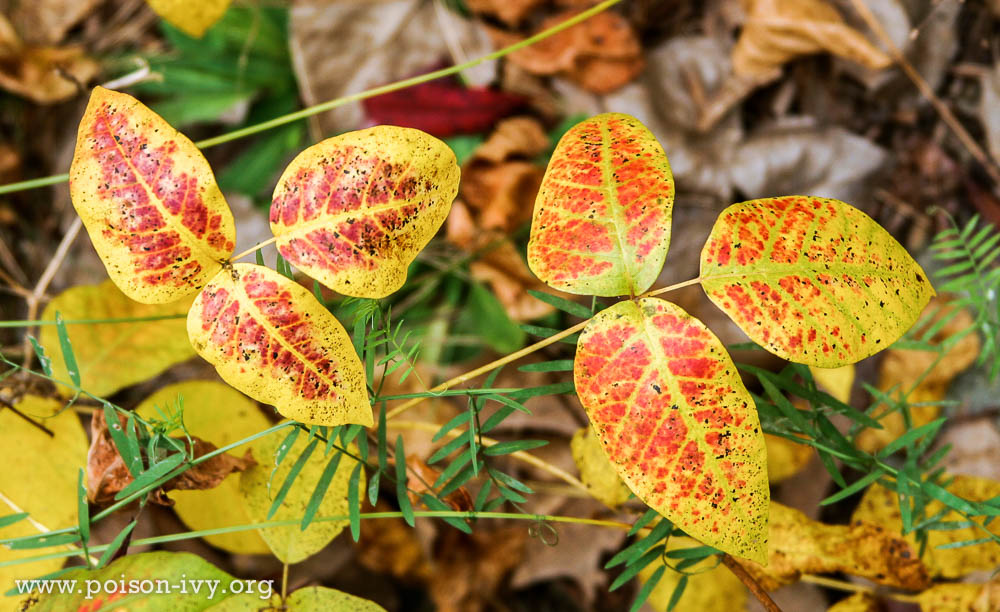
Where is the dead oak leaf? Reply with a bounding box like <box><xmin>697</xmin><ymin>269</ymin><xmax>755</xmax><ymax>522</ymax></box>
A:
<box><xmin>429</xmin><ymin>526</ymin><xmax>527</xmax><ymax>612</ymax></box>
<box><xmin>733</xmin><ymin>0</ymin><xmax>892</xmax><ymax>77</ymax></box>
<box><xmin>489</xmin><ymin>10</ymin><xmax>643</xmax><ymax>94</ymax></box>
<box><xmin>465</xmin><ymin>0</ymin><xmax>546</xmax><ymax>26</ymax></box>
<box><xmin>85</xmin><ymin>410</ymin><xmax>255</xmax><ymax>506</ymax></box>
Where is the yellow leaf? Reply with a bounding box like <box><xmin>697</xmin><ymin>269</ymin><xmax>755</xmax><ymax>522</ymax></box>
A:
<box><xmin>827</xmin><ymin>593</ymin><xmax>882</xmax><ymax>612</ymax></box>
<box><xmin>0</xmin><ymin>396</ymin><xmax>88</xmax><ymax>599</ymax></box>
<box><xmin>527</xmin><ymin>113</ymin><xmax>674</xmax><ymax>297</ymax></box>
<box><xmin>852</xmin><ymin>476</ymin><xmax>1000</xmax><ymax>578</ymax></box>
<box><xmin>283</xmin><ymin>586</ymin><xmax>387</xmax><ymax>611</ymax></box>
<box><xmin>135</xmin><ymin>381</ymin><xmax>270</xmax><ymax>555</ymax></box>
<box><xmin>187</xmin><ymin>264</ymin><xmax>370</xmax><ymax>427</ymax></box>
<box><xmin>856</xmin><ymin>298</ymin><xmax>979</xmax><ymax>453</ymax></box>
<box><xmin>70</xmin><ymin>87</ymin><xmax>236</xmax><ymax>304</ymax></box>
<box><xmin>570</xmin><ymin>427</ymin><xmax>631</xmax><ymax>508</ymax></box>
<box><xmin>574</xmin><ymin>298</ymin><xmax>769</xmax><ymax>563</ymax></box>
<box><xmin>701</xmin><ymin>196</ymin><xmax>935</xmax><ymax>367</ymax></box>
<box><xmin>270</xmin><ymin>126</ymin><xmax>459</xmax><ymax>299</ymax></box>
<box><xmin>639</xmin><ymin>537</ymin><xmax>747</xmax><ymax>612</ymax></box>
<box><xmin>809</xmin><ymin>364</ymin><xmax>854</xmax><ymax>403</ymax></box>
<box><xmin>145</xmin><ymin>0</ymin><xmax>232</xmax><ymax>38</ymax></box>
<box><xmin>916</xmin><ymin>580</ymin><xmax>1000</xmax><ymax>612</ymax></box>
<box><xmin>732</xmin><ymin>0</ymin><xmax>892</xmax><ymax>77</ymax></box>
<box><xmin>238</xmin><ymin>423</ymin><xmax>364</xmax><ymax>564</ymax></box>
<box><xmin>764</xmin><ymin>433</ymin><xmax>813</xmax><ymax>483</ymax></box>
<box><xmin>40</xmin><ymin>279</ymin><xmax>193</xmax><ymax>397</ymax></box>
<box><xmin>740</xmin><ymin>502</ymin><xmax>930</xmax><ymax>591</ymax></box>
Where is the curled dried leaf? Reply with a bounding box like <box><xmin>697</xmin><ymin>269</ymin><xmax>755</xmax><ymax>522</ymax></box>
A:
<box><xmin>733</xmin><ymin>0</ymin><xmax>892</xmax><ymax>77</ymax></box>
<box><xmin>85</xmin><ymin>409</ymin><xmax>255</xmax><ymax>506</ymax></box>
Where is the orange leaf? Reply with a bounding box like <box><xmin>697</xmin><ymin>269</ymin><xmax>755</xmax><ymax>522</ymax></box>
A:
<box><xmin>574</xmin><ymin>297</ymin><xmax>768</xmax><ymax>562</ymax></box>
<box><xmin>700</xmin><ymin>196</ymin><xmax>934</xmax><ymax>367</ymax></box>
<box><xmin>187</xmin><ymin>264</ymin><xmax>370</xmax><ymax>426</ymax></box>
<box><xmin>528</xmin><ymin>113</ymin><xmax>674</xmax><ymax>297</ymax></box>
<box><xmin>69</xmin><ymin>87</ymin><xmax>235</xmax><ymax>304</ymax></box>
<box><xmin>270</xmin><ymin>126</ymin><xmax>459</xmax><ymax>298</ymax></box>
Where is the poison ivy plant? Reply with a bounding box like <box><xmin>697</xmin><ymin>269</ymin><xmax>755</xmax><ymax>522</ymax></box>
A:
<box><xmin>68</xmin><ymin>87</ymin><xmax>460</xmax><ymax>427</ymax></box>
<box><xmin>524</xmin><ymin>112</ymin><xmax>933</xmax><ymax>563</ymax></box>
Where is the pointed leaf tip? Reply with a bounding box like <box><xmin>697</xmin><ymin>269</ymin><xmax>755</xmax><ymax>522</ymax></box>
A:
<box><xmin>528</xmin><ymin>113</ymin><xmax>674</xmax><ymax>297</ymax></box>
<box><xmin>700</xmin><ymin>196</ymin><xmax>935</xmax><ymax>367</ymax></box>
<box><xmin>574</xmin><ymin>298</ymin><xmax>769</xmax><ymax>562</ymax></box>
<box><xmin>187</xmin><ymin>264</ymin><xmax>371</xmax><ymax>427</ymax></box>
<box><xmin>270</xmin><ymin>125</ymin><xmax>460</xmax><ymax>299</ymax></box>
<box><xmin>69</xmin><ymin>87</ymin><xmax>236</xmax><ymax>304</ymax></box>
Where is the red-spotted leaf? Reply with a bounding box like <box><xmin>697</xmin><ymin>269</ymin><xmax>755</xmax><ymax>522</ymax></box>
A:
<box><xmin>187</xmin><ymin>264</ymin><xmax>370</xmax><ymax>427</ymax></box>
<box><xmin>527</xmin><ymin>113</ymin><xmax>674</xmax><ymax>297</ymax></box>
<box><xmin>700</xmin><ymin>196</ymin><xmax>935</xmax><ymax>367</ymax></box>
<box><xmin>574</xmin><ymin>298</ymin><xmax>768</xmax><ymax>562</ymax></box>
<box><xmin>69</xmin><ymin>87</ymin><xmax>236</xmax><ymax>304</ymax></box>
<box><xmin>270</xmin><ymin>126</ymin><xmax>459</xmax><ymax>298</ymax></box>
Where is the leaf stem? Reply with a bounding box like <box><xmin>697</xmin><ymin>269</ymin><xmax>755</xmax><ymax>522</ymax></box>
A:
<box><xmin>722</xmin><ymin>554</ymin><xmax>782</xmax><ymax>612</ymax></box>
<box><xmin>0</xmin><ymin>0</ymin><xmax>624</xmax><ymax>197</ymax></box>
<box><xmin>230</xmin><ymin>236</ymin><xmax>281</xmax><ymax>263</ymax></box>
<box><xmin>0</xmin><ymin>314</ymin><xmax>187</xmax><ymax>328</ymax></box>
<box><xmin>0</xmin><ymin>510</ymin><xmax>632</xmax><ymax>568</ymax></box>
<box><xmin>384</xmin><ymin>275</ymin><xmax>702</xmax><ymax>421</ymax></box>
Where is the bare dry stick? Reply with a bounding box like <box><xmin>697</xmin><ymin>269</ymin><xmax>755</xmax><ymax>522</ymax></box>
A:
<box><xmin>722</xmin><ymin>554</ymin><xmax>783</xmax><ymax>612</ymax></box>
<box><xmin>848</xmin><ymin>0</ymin><xmax>1000</xmax><ymax>186</ymax></box>
<box><xmin>20</xmin><ymin>217</ymin><xmax>82</xmax><ymax>369</ymax></box>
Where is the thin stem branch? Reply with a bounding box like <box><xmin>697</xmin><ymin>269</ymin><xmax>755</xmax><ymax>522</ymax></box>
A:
<box><xmin>847</xmin><ymin>0</ymin><xmax>1000</xmax><ymax>186</ymax></box>
<box><xmin>230</xmin><ymin>236</ymin><xmax>280</xmax><ymax>263</ymax></box>
<box><xmin>0</xmin><ymin>314</ymin><xmax>187</xmax><ymax>328</ymax></box>
<box><xmin>799</xmin><ymin>574</ymin><xmax>921</xmax><ymax>604</ymax></box>
<box><xmin>0</xmin><ymin>0</ymin><xmax>624</xmax><ymax>197</ymax></box>
<box><xmin>0</xmin><ymin>510</ymin><xmax>633</xmax><ymax>569</ymax></box>
<box><xmin>722</xmin><ymin>554</ymin><xmax>783</xmax><ymax>612</ymax></box>
<box><xmin>21</xmin><ymin>218</ymin><xmax>82</xmax><ymax>369</ymax></box>
<box><xmin>384</xmin><ymin>275</ymin><xmax>702</xmax><ymax>421</ymax></box>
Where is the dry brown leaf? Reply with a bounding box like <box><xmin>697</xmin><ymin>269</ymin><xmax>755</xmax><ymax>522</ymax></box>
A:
<box><xmin>857</xmin><ymin>297</ymin><xmax>980</xmax><ymax>453</ymax></box>
<box><xmin>471</xmin><ymin>116</ymin><xmax>549</xmax><ymax>164</ymax></box>
<box><xmin>0</xmin><ymin>15</ymin><xmax>97</xmax><ymax>104</ymax></box>
<box><xmin>85</xmin><ymin>410</ymin><xmax>255</xmax><ymax>505</ymax></box>
<box><xmin>489</xmin><ymin>10</ymin><xmax>643</xmax><ymax>94</ymax></box>
<box><xmin>739</xmin><ymin>502</ymin><xmax>930</xmax><ymax>591</ymax></box>
<box><xmin>469</xmin><ymin>240</ymin><xmax>556</xmax><ymax>321</ymax></box>
<box><xmin>732</xmin><ymin>0</ymin><xmax>892</xmax><ymax>77</ymax></box>
<box><xmin>465</xmin><ymin>0</ymin><xmax>545</xmax><ymax>26</ymax></box>
<box><xmin>8</xmin><ymin>0</ymin><xmax>103</xmax><ymax>45</ymax></box>
<box><xmin>917</xmin><ymin>579</ymin><xmax>1000</xmax><ymax>612</ymax></box>
<box><xmin>405</xmin><ymin>455</ymin><xmax>473</xmax><ymax>513</ymax></box>
<box><xmin>461</xmin><ymin>161</ymin><xmax>543</xmax><ymax>232</ymax></box>
<box><xmin>429</xmin><ymin>526</ymin><xmax>527</xmax><ymax>612</ymax></box>
<box><xmin>853</xmin><ymin>476</ymin><xmax>1000</xmax><ymax>579</ymax></box>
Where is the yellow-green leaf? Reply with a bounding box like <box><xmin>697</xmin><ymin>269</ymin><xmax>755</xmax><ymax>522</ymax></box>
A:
<box><xmin>239</xmin><ymin>424</ymin><xmax>364</xmax><ymax>564</ymax></box>
<box><xmin>145</xmin><ymin>0</ymin><xmax>232</xmax><ymax>38</ymax></box>
<box><xmin>70</xmin><ymin>87</ymin><xmax>236</xmax><ymax>304</ymax></box>
<box><xmin>700</xmin><ymin>196</ymin><xmax>934</xmax><ymax>367</ymax></box>
<box><xmin>916</xmin><ymin>580</ymin><xmax>1000</xmax><ymax>612</ymax></box>
<box><xmin>40</xmin><ymin>279</ymin><xmax>193</xmax><ymax>397</ymax></box>
<box><xmin>270</xmin><ymin>126</ymin><xmax>459</xmax><ymax>298</ymax></box>
<box><xmin>574</xmin><ymin>297</ymin><xmax>768</xmax><ymax>563</ymax></box>
<box><xmin>528</xmin><ymin>113</ymin><xmax>674</xmax><ymax>297</ymax></box>
<box><xmin>809</xmin><ymin>364</ymin><xmax>854</xmax><ymax>403</ymax></box>
<box><xmin>24</xmin><ymin>551</ymin><xmax>241</xmax><ymax>610</ymax></box>
<box><xmin>639</xmin><ymin>537</ymin><xmax>747</xmax><ymax>612</ymax></box>
<box><xmin>0</xmin><ymin>396</ymin><xmax>88</xmax><ymax>600</ymax></box>
<box><xmin>187</xmin><ymin>264</ymin><xmax>370</xmax><ymax>427</ymax></box>
<box><xmin>135</xmin><ymin>381</ymin><xmax>270</xmax><ymax>555</ymax></box>
<box><xmin>853</xmin><ymin>476</ymin><xmax>1000</xmax><ymax>578</ymax></box>
<box><xmin>208</xmin><ymin>586</ymin><xmax>385</xmax><ymax>611</ymax></box>
<box><xmin>570</xmin><ymin>427</ymin><xmax>631</xmax><ymax>508</ymax></box>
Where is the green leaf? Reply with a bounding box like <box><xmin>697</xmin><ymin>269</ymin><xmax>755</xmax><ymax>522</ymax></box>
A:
<box><xmin>267</xmin><ymin>438</ymin><xmax>319</xmax><ymax>520</ymax></box>
<box><xmin>526</xmin><ymin>289</ymin><xmax>593</xmax><ymax>318</ymax></box>
<box><xmin>395</xmin><ymin>436</ymin><xmax>414</xmax><ymax>527</ymax></box>
<box><xmin>483</xmin><ymin>439</ymin><xmax>548</xmax><ymax>456</ymax></box>
<box><xmin>54</xmin><ymin>312</ymin><xmax>79</xmax><ymax>388</ymax></box>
